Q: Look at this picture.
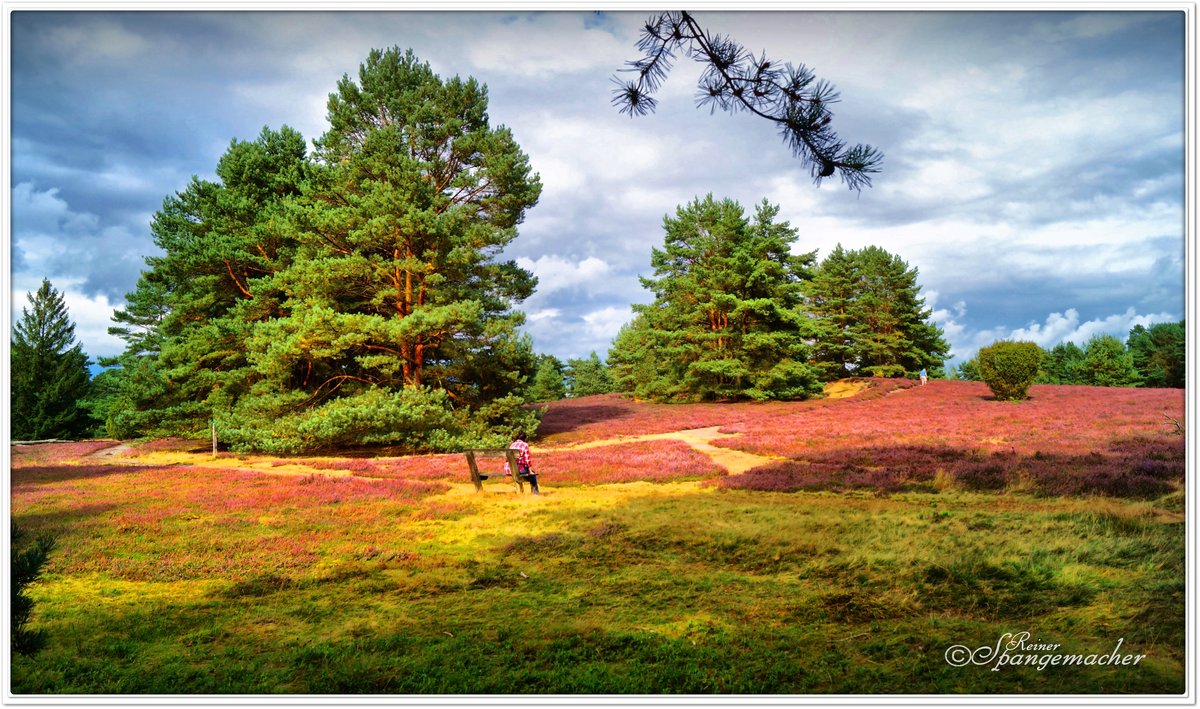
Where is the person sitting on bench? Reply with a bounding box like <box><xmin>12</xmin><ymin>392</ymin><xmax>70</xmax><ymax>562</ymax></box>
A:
<box><xmin>505</xmin><ymin>431</ymin><xmax>540</xmax><ymax>495</ymax></box>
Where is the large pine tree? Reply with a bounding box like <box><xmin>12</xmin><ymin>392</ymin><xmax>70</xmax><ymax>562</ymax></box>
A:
<box><xmin>803</xmin><ymin>244</ymin><xmax>859</xmax><ymax>380</ymax></box>
<box><xmin>101</xmin><ymin>48</ymin><xmax>543</xmax><ymax>453</ymax></box>
<box><xmin>11</xmin><ymin>279</ymin><xmax>92</xmax><ymax>440</ymax></box>
<box><xmin>608</xmin><ymin>195</ymin><xmax>822</xmax><ymax>402</ymax></box>
<box><xmin>526</xmin><ymin>354</ymin><xmax>567</xmax><ymax>402</ymax></box>
<box><xmin>805</xmin><ymin>245</ymin><xmax>949</xmax><ymax>380</ymax></box>
<box><xmin>1036</xmin><ymin>341</ymin><xmax>1086</xmax><ymax>384</ymax></box>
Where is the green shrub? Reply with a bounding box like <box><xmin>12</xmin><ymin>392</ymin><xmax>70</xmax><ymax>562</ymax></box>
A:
<box><xmin>12</xmin><ymin>523</ymin><xmax>55</xmax><ymax>655</ymax></box>
<box><xmin>977</xmin><ymin>340</ymin><xmax>1042</xmax><ymax>401</ymax></box>
<box><xmin>215</xmin><ymin>385</ymin><xmax>545</xmax><ymax>455</ymax></box>
<box><xmin>218</xmin><ymin>387</ymin><xmax>455</xmax><ymax>454</ymax></box>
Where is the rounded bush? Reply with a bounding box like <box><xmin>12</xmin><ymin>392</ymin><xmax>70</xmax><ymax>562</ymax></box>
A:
<box><xmin>977</xmin><ymin>340</ymin><xmax>1042</xmax><ymax>401</ymax></box>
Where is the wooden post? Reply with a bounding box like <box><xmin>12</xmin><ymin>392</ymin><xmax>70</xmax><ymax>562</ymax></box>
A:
<box><xmin>211</xmin><ymin>418</ymin><xmax>218</xmax><ymax>458</ymax></box>
<box><xmin>505</xmin><ymin>449</ymin><xmax>524</xmax><ymax>493</ymax></box>
<box><xmin>466</xmin><ymin>451</ymin><xmax>483</xmax><ymax>492</ymax></box>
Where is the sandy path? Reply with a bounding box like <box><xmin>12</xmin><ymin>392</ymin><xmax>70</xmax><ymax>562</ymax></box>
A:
<box><xmin>75</xmin><ymin>428</ymin><xmax>781</xmax><ymax>478</ymax></box>
<box><xmin>85</xmin><ymin>442</ymin><xmax>142</xmax><ymax>460</ymax></box>
<box><xmin>547</xmin><ymin>425</ymin><xmax>781</xmax><ymax>475</ymax></box>
<box><xmin>69</xmin><ymin>380</ymin><xmax>879</xmax><ymax>479</ymax></box>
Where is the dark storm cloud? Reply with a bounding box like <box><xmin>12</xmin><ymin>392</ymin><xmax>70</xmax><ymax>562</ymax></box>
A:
<box><xmin>8</xmin><ymin>11</ymin><xmax>318</xmax><ymax>304</ymax></box>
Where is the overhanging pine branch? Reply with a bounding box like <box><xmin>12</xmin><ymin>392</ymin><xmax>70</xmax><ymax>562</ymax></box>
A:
<box><xmin>612</xmin><ymin>10</ymin><xmax>883</xmax><ymax>191</ymax></box>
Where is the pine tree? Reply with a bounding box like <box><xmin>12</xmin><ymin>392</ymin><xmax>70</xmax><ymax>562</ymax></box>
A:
<box><xmin>98</xmin><ymin>126</ymin><xmax>309</xmax><ymax>439</ymax></box>
<box><xmin>804</xmin><ymin>244</ymin><xmax>860</xmax><ymax>381</ymax></box>
<box><xmin>608</xmin><ymin>313</ymin><xmax>671</xmax><ymax>397</ymax></box>
<box><xmin>952</xmin><ymin>358</ymin><xmax>982</xmax><ymax>382</ymax></box>
<box><xmin>566</xmin><ymin>352</ymin><xmax>615</xmax><ymax>397</ymax></box>
<box><xmin>1036</xmin><ymin>342</ymin><xmax>1086</xmax><ymax>384</ymax></box>
<box><xmin>83</xmin><ymin>271</ymin><xmax>173</xmax><ymax>438</ymax></box>
<box><xmin>1076</xmin><ymin>334</ymin><xmax>1141</xmax><ymax>387</ymax></box>
<box><xmin>805</xmin><ymin>245</ymin><xmax>949</xmax><ymax>380</ymax></box>
<box><xmin>11</xmin><ymin>279</ymin><xmax>92</xmax><ymax>440</ymax></box>
<box><xmin>1127</xmin><ymin>321</ymin><xmax>1185</xmax><ymax>388</ymax></box>
<box><xmin>526</xmin><ymin>354</ymin><xmax>567</xmax><ymax>402</ymax></box>
<box><xmin>11</xmin><ymin>523</ymin><xmax>55</xmax><ymax>655</ymax></box>
<box><xmin>609</xmin><ymin>195</ymin><xmax>822</xmax><ymax>402</ymax></box>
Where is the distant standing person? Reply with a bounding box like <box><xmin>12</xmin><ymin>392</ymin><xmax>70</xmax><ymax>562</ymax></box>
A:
<box><xmin>919</xmin><ymin>368</ymin><xmax>928</xmax><ymax>386</ymax></box>
<box><xmin>506</xmin><ymin>431</ymin><xmax>541</xmax><ymax>495</ymax></box>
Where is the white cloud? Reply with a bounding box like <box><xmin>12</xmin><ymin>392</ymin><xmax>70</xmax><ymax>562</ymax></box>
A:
<box><xmin>885</xmin><ymin>157</ymin><xmax>992</xmax><ymax>204</ymax></box>
<box><xmin>12</xmin><ymin>183</ymin><xmax>97</xmax><ymax>234</ymax></box>
<box><xmin>1040</xmin><ymin>307</ymin><xmax>1178</xmax><ymax>347</ymax></box>
<box><xmin>1041</xmin><ymin>12</ymin><xmax>1158</xmax><ymax>41</ymax></box>
<box><xmin>1006</xmin><ymin>309</ymin><xmax>1087</xmax><ymax>347</ymax></box>
<box><xmin>518</xmin><ymin>303</ymin><xmax>634</xmax><ymax>360</ymax></box>
<box><xmin>10</xmin><ymin>183</ymin><xmax>149</xmax><ymax>349</ymax></box>
<box><xmin>61</xmin><ymin>290</ymin><xmax>125</xmax><ymax>360</ymax></box>
<box><xmin>518</xmin><ymin>112</ymin><xmax>700</xmax><ymax>187</ymax></box>
<box><xmin>927</xmin><ymin>291</ymin><xmax>969</xmax><ymax>351</ymax></box>
<box><xmin>581</xmin><ymin>305</ymin><xmax>631</xmax><ymax>341</ymax></box>
<box><xmin>525</xmin><ymin>308</ymin><xmax>561</xmax><ymax>322</ymax></box>
<box><xmin>941</xmin><ymin>305</ymin><xmax>1181</xmax><ymax>366</ymax></box>
<box><xmin>517</xmin><ymin>255</ymin><xmax>612</xmax><ymax>294</ymax></box>
<box><xmin>228</xmin><ymin>81</ymin><xmax>330</xmax><ymax>145</ymax></box>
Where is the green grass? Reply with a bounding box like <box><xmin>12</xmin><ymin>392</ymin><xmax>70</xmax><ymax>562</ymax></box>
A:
<box><xmin>11</xmin><ymin>467</ymin><xmax>1185</xmax><ymax>695</ymax></box>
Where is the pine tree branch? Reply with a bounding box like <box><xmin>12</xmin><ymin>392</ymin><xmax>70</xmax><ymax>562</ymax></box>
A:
<box><xmin>612</xmin><ymin>10</ymin><xmax>882</xmax><ymax>190</ymax></box>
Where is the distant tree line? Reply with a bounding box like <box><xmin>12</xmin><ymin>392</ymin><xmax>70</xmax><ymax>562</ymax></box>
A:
<box><xmin>951</xmin><ymin>321</ymin><xmax>1185</xmax><ymax>389</ymax></box>
<box><xmin>525</xmin><ymin>351</ymin><xmax>616</xmax><ymax>402</ymax></box>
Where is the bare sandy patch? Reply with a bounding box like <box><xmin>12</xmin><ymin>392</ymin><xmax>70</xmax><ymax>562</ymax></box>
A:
<box><xmin>547</xmin><ymin>425</ymin><xmax>781</xmax><ymax>475</ymax></box>
<box><xmin>824</xmin><ymin>379</ymin><xmax>870</xmax><ymax>399</ymax></box>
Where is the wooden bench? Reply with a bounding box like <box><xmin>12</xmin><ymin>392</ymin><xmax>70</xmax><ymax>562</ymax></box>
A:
<box><xmin>463</xmin><ymin>448</ymin><xmax>534</xmax><ymax>493</ymax></box>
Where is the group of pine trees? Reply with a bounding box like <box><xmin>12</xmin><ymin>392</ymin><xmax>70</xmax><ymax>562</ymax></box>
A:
<box><xmin>526</xmin><ymin>352</ymin><xmax>616</xmax><ymax>402</ymax></box>
<box><xmin>606</xmin><ymin>195</ymin><xmax>949</xmax><ymax>402</ymax></box>
<box><xmin>952</xmin><ymin>321</ymin><xmax>1186</xmax><ymax>389</ymax></box>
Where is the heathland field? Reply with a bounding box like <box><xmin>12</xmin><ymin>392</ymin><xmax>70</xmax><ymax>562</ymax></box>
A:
<box><xmin>9</xmin><ymin>380</ymin><xmax>1187</xmax><ymax>695</ymax></box>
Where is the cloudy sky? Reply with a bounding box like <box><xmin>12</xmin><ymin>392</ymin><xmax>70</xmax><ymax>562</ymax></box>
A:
<box><xmin>5</xmin><ymin>7</ymin><xmax>1189</xmax><ymax>369</ymax></box>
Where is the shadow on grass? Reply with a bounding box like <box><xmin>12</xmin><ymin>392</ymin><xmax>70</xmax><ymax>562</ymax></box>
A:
<box><xmin>713</xmin><ymin>438</ymin><xmax>1185</xmax><ymax>499</ymax></box>
<box><xmin>12</xmin><ymin>503</ymin><xmax>120</xmax><ymax>533</ymax></box>
<box><xmin>11</xmin><ymin>464</ymin><xmax>172</xmax><ymax>487</ymax></box>
<box><xmin>535</xmin><ymin>402</ymin><xmax>635</xmax><ymax>438</ymax></box>
<box><xmin>10</xmin><ymin>480</ymin><xmax>1186</xmax><ymax>695</ymax></box>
